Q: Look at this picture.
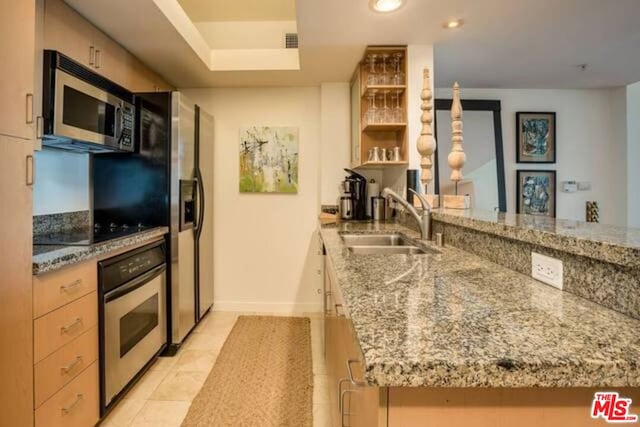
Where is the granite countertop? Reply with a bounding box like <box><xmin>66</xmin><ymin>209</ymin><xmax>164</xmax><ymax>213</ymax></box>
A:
<box><xmin>320</xmin><ymin>221</ymin><xmax>640</xmax><ymax>388</ymax></box>
<box><xmin>33</xmin><ymin>226</ymin><xmax>169</xmax><ymax>275</ymax></box>
<box><xmin>431</xmin><ymin>208</ymin><xmax>640</xmax><ymax>268</ymax></box>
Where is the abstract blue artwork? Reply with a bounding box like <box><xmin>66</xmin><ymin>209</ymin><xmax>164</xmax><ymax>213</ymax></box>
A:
<box><xmin>517</xmin><ymin>170</ymin><xmax>556</xmax><ymax>217</ymax></box>
<box><xmin>517</xmin><ymin>112</ymin><xmax>556</xmax><ymax>163</ymax></box>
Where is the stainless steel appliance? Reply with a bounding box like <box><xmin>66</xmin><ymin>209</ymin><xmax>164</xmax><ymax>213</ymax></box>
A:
<box><xmin>98</xmin><ymin>240</ymin><xmax>167</xmax><ymax>412</ymax></box>
<box><xmin>168</xmin><ymin>93</ymin><xmax>214</xmax><ymax>348</ymax></box>
<box><xmin>42</xmin><ymin>50</ymin><xmax>135</xmax><ymax>153</ymax></box>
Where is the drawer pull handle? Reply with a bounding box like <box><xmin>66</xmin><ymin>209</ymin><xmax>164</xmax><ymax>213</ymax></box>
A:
<box><xmin>60</xmin><ymin>279</ymin><xmax>82</xmax><ymax>293</ymax></box>
<box><xmin>60</xmin><ymin>317</ymin><xmax>83</xmax><ymax>334</ymax></box>
<box><xmin>26</xmin><ymin>93</ymin><xmax>34</xmax><ymax>124</ymax></box>
<box><xmin>340</xmin><ymin>389</ymin><xmax>356</xmax><ymax>427</ymax></box>
<box><xmin>60</xmin><ymin>356</ymin><xmax>83</xmax><ymax>374</ymax></box>
<box><xmin>335</xmin><ymin>303</ymin><xmax>345</xmax><ymax>317</ymax></box>
<box><xmin>347</xmin><ymin>359</ymin><xmax>365</xmax><ymax>386</ymax></box>
<box><xmin>61</xmin><ymin>393</ymin><xmax>83</xmax><ymax>415</ymax></box>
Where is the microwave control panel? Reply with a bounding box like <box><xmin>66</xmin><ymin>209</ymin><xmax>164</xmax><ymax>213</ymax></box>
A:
<box><xmin>120</xmin><ymin>104</ymin><xmax>135</xmax><ymax>148</ymax></box>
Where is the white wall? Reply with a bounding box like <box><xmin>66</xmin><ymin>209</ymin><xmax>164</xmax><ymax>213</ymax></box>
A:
<box><xmin>320</xmin><ymin>83</ymin><xmax>351</xmax><ymax>205</ymax></box>
<box><xmin>180</xmin><ymin>87</ymin><xmax>323</xmax><ymax>313</ymax></box>
<box><xmin>627</xmin><ymin>82</ymin><xmax>640</xmax><ymax>228</ymax></box>
<box><xmin>33</xmin><ymin>149</ymin><xmax>90</xmax><ymax>215</ymax></box>
<box><xmin>435</xmin><ymin>87</ymin><xmax>628</xmax><ymax>226</ymax></box>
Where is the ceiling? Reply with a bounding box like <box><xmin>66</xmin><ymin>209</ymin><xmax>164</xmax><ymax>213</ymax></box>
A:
<box><xmin>177</xmin><ymin>0</ymin><xmax>296</xmax><ymax>22</ymax></box>
<box><xmin>65</xmin><ymin>0</ymin><xmax>640</xmax><ymax>89</ymax></box>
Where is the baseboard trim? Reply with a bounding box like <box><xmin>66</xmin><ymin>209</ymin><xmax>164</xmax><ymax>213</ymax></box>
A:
<box><xmin>212</xmin><ymin>301</ymin><xmax>323</xmax><ymax>314</ymax></box>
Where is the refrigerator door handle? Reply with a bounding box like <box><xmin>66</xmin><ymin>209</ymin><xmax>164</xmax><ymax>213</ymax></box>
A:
<box><xmin>195</xmin><ymin>169</ymin><xmax>205</xmax><ymax>240</ymax></box>
<box><xmin>192</xmin><ymin>176</ymin><xmax>200</xmax><ymax>233</ymax></box>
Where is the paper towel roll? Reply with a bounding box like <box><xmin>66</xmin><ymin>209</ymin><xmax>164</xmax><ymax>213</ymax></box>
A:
<box><xmin>366</xmin><ymin>181</ymin><xmax>380</xmax><ymax>217</ymax></box>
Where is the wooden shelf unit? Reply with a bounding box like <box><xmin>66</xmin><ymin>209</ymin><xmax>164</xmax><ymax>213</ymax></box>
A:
<box><xmin>350</xmin><ymin>46</ymin><xmax>408</xmax><ymax>169</ymax></box>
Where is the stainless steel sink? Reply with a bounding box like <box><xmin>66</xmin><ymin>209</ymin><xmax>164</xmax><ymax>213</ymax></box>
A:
<box><xmin>341</xmin><ymin>234</ymin><xmax>413</xmax><ymax>247</ymax></box>
<box><xmin>341</xmin><ymin>233</ymin><xmax>440</xmax><ymax>256</ymax></box>
<box><xmin>347</xmin><ymin>246</ymin><xmax>430</xmax><ymax>255</ymax></box>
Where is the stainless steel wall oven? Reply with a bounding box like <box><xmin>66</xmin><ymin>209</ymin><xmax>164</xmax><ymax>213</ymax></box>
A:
<box><xmin>98</xmin><ymin>240</ymin><xmax>167</xmax><ymax>414</ymax></box>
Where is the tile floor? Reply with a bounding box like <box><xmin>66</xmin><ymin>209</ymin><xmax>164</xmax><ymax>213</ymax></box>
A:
<box><xmin>101</xmin><ymin>311</ymin><xmax>331</xmax><ymax>427</ymax></box>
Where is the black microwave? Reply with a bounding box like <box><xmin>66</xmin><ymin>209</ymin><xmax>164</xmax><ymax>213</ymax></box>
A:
<box><xmin>42</xmin><ymin>50</ymin><xmax>135</xmax><ymax>153</ymax></box>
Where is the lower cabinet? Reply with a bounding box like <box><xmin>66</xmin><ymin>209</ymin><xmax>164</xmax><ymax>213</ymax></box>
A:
<box><xmin>324</xmin><ymin>253</ymin><xmax>384</xmax><ymax>427</ymax></box>
<box><xmin>33</xmin><ymin>260</ymin><xmax>99</xmax><ymax>427</ymax></box>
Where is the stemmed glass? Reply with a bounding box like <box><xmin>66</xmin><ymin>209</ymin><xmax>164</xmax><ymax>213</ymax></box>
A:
<box><xmin>393</xmin><ymin>89</ymin><xmax>403</xmax><ymax>123</ymax></box>
<box><xmin>379</xmin><ymin>54</ymin><xmax>390</xmax><ymax>85</ymax></box>
<box><xmin>392</xmin><ymin>52</ymin><xmax>405</xmax><ymax>85</ymax></box>
<box><xmin>366</xmin><ymin>90</ymin><xmax>378</xmax><ymax>125</ymax></box>
<box><xmin>366</xmin><ymin>54</ymin><xmax>378</xmax><ymax>86</ymax></box>
<box><xmin>382</xmin><ymin>90</ymin><xmax>392</xmax><ymax>123</ymax></box>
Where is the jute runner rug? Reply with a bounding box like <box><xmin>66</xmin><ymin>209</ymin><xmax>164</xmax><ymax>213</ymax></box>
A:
<box><xmin>181</xmin><ymin>316</ymin><xmax>313</xmax><ymax>427</ymax></box>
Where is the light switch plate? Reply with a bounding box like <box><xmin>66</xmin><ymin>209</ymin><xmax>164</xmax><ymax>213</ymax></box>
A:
<box><xmin>531</xmin><ymin>252</ymin><xmax>563</xmax><ymax>290</ymax></box>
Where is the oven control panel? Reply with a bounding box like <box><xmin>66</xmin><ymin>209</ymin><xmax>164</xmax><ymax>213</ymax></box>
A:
<box><xmin>99</xmin><ymin>241</ymin><xmax>166</xmax><ymax>294</ymax></box>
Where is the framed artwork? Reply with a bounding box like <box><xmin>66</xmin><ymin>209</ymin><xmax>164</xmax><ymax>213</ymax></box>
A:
<box><xmin>516</xmin><ymin>112</ymin><xmax>556</xmax><ymax>163</ymax></box>
<box><xmin>239</xmin><ymin>126</ymin><xmax>299</xmax><ymax>193</ymax></box>
<box><xmin>516</xmin><ymin>170</ymin><xmax>556</xmax><ymax>217</ymax></box>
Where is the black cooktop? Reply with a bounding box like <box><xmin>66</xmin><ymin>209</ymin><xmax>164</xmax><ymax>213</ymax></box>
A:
<box><xmin>34</xmin><ymin>224</ymin><xmax>150</xmax><ymax>246</ymax></box>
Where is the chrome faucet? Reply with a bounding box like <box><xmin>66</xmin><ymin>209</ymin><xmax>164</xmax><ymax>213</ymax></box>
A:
<box><xmin>381</xmin><ymin>187</ymin><xmax>432</xmax><ymax>240</ymax></box>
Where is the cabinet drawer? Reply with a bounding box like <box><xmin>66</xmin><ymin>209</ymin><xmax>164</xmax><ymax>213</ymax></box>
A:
<box><xmin>34</xmin><ymin>292</ymin><xmax>98</xmax><ymax>363</ymax></box>
<box><xmin>35</xmin><ymin>362</ymin><xmax>98</xmax><ymax>427</ymax></box>
<box><xmin>34</xmin><ymin>326</ymin><xmax>98</xmax><ymax>408</ymax></box>
<box><xmin>33</xmin><ymin>261</ymin><xmax>97</xmax><ymax>318</ymax></box>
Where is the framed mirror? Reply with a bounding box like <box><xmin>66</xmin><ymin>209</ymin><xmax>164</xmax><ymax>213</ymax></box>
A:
<box><xmin>434</xmin><ymin>99</ymin><xmax>507</xmax><ymax>212</ymax></box>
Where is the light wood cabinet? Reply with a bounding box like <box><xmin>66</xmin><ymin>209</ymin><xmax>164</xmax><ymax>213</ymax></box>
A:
<box><xmin>34</xmin><ymin>326</ymin><xmax>98</xmax><ymax>407</ymax></box>
<box><xmin>35</xmin><ymin>362</ymin><xmax>99</xmax><ymax>427</ymax></box>
<box><xmin>0</xmin><ymin>0</ymin><xmax>36</xmax><ymax>140</ymax></box>
<box><xmin>0</xmin><ymin>134</ymin><xmax>34</xmax><ymax>427</ymax></box>
<box><xmin>34</xmin><ymin>291</ymin><xmax>98</xmax><ymax>363</ymax></box>
<box><xmin>33</xmin><ymin>260</ymin><xmax>97</xmax><ymax>318</ymax></box>
<box><xmin>43</xmin><ymin>0</ymin><xmax>173</xmax><ymax>93</ymax></box>
<box><xmin>350</xmin><ymin>46</ymin><xmax>408</xmax><ymax>170</ymax></box>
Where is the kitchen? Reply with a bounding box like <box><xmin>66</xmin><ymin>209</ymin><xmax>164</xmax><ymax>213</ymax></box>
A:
<box><xmin>0</xmin><ymin>0</ymin><xmax>639</xmax><ymax>426</ymax></box>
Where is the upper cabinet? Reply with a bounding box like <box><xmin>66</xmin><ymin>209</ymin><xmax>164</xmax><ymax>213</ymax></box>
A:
<box><xmin>43</xmin><ymin>0</ymin><xmax>172</xmax><ymax>93</ymax></box>
<box><xmin>350</xmin><ymin>46</ymin><xmax>408</xmax><ymax>169</ymax></box>
<box><xmin>0</xmin><ymin>0</ymin><xmax>35</xmax><ymax>140</ymax></box>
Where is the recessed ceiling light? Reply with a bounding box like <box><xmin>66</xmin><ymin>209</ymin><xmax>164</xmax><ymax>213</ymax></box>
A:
<box><xmin>369</xmin><ymin>0</ymin><xmax>405</xmax><ymax>13</ymax></box>
<box><xmin>444</xmin><ymin>19</ymin><xmax>464</xmax><ymax>29</ymax></box>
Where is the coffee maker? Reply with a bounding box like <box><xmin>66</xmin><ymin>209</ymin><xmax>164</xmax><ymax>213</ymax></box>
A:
<box><xmin>340</xmin><ymin>169</ymin><xmax>368</xmax><ymax>220</ymax></box>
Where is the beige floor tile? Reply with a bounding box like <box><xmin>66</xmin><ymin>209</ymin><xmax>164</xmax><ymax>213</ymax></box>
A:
<box><xmin>182</xmin><ymin>331</ymin><xmax>227</xmax><ymax>352</ymax></box>
<box><xmin>313</xmin><ymin>403</ymin><xmax>333</xmax><ymax>427</ymax></box>
<box><xmin>100</xmin><ymin>398</ymin><xmax>146</xmax><ymax>427</ymax></box>
<box><xmin>150</xmin><ymin>355</ymin><xmax>179</xmax><ymax>372</ymax></box>
<box><xmin>313</xmin><ymin>374</ymin><xmax>331</xmax><ymax>405</ymax></box>
<box><xmin>125</xmin><ymin>367</ymin><xmax>170</xmax><ymax>400</ymax></box>
<box><xmin>150</xmin><ymin>370</ymin><xmax>209</xmax><ymax>401</ymax></box>
<box><xmin>175</xmin><ymin>349</ymin><xmax>218</xmax><ymax>373</ymax></box>
<box><xmin>131</xmin><ymin>400</ymin><xmax>191</xmax><ymax>427</ymax></box>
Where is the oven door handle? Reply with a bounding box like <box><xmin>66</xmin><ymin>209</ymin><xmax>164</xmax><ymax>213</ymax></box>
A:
<box><xmin>104</xmin><ymin>264</ymin><xmax>166</xmax><ymax>303</ymax></box>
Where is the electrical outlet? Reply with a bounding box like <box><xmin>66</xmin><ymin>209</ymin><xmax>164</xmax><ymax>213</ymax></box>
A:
<box><xmin>531</xmin><ymin>252</ymin><xmax>563</xmax><ymax>290</ymax></box>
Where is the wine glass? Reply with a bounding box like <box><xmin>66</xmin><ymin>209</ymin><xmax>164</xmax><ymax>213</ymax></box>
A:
<box><xmin>392</xmin><ymin>52</ymin><xmax>404</xmax><ymax>85</ymax></box>
<box><xmin>382</xmin><ymin>90</ymin><xmax>392</xmax><ymax>123</ymax></box>
<box><xmin>366</xmin><ymin>54</ymin><xmax>378</xmax><ymax>86</ymax></box>
<box><xmin>366</xmin><ymin>90</ymin><xmax>378</xmax><ymax>125</ymax></box>
<box><xmin>393</xmin><ymin>89</ymin><xmax>403</xmax><ymax>122</ymax></box>
<box><xmin>379</xmin><ymin>53</ymin><xmax>390</xmax><ymax>85</ymax></box>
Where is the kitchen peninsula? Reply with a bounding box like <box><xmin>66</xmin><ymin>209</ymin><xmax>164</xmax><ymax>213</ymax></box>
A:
<box><xmin>320</xmin><ymin>209</ymin><xmax>640</xmax><ymax>427</ymax></box>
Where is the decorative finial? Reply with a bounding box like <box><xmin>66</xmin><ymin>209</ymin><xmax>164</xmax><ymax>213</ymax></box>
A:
<box><xmin>448</xmin><ymin>81</ymin><xmax>466</xmax><ymax>185</ymax></box>
<box><xmin>416</xmin><ymin>68</ymin><xmax>436</xmax><ymax>192</ymax></box>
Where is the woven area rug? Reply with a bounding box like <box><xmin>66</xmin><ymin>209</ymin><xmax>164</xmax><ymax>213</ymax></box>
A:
<box><xmin>181</xmin><ymin>316</ymin><xmax>313</xmax><ymax>427</ymax></box>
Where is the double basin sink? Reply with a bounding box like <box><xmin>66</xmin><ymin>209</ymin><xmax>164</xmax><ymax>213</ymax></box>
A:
<box><xmin>341</xmin><ymin>233</ymin><xmax>439</xmax><ymax>255</ymax></box>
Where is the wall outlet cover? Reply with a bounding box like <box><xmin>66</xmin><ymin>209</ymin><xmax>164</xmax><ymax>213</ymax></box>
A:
<box><xmin>531</xmin><ymin>252</ymin><xmax>563</xmax><ymax>290</ymax></box>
